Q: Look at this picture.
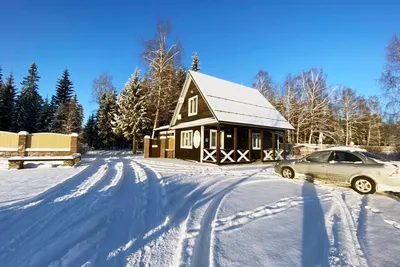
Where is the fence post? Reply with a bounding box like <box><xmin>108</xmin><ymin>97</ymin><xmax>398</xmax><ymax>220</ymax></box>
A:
<box><xmin>144</xmin><ymin>136</ymin><xmax>151</xmax><ymax>158</ymax></box>
<box><xmin>17</xmin><ymin>131</ymin><xmax>28</xmax><ymax>156</ymax></box>
<box><xmin>159</xmin><ymin>136</ymin><xmax>166</xmax><ymax>158</ymax></box>
<box><xmin>70</xmin><ymin>133</ymin><xmax>79</xmax><ymax>154</ymax></box>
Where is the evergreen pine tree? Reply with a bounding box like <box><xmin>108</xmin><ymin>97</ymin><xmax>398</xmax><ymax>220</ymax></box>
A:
<box><xmin>83</xmin><ymin>114</ymin><xmax>98</xmax><ymax>149</ymax></box>
<box><xmin>0</xmin><ymin>72</ymin><xmax>17</xmax><ymax>131</ymax></box>
<box><xmin>37</xmin><ymin>97</ymin><xmax>54</xmax><ymax>132</ymax></box>
<box><xmin>113</xmin><ymin>69</ymin><xmax>147</xmax><ymax>153</ymax></box>
<box><xmin>0</xmin><ymin>66</ymin><xmax>4</xmax><ymax>130</ymax></box>
<box><xmin>55</xmin><ymin>68</ymin><xmax>74</xmax><ymax>106</ymax></box>
<box><xmin>51</xmin><ymin>102</ymin><xmax>69</xmax><ymax>133</ymax></box>
<box><xmin>14</xmin><ymin>62</ymin><xmax>43</xmax><ymax>132</ymax></box>
<box><xmin>191</xmin><ymin>52</ymin><xmax>201</xmax><ymax>72</ymax></box>
<box><xmin>49</xmin><ymin>95</ymin><xmax>58</xmax><ymax>115</ymax></box>
<box><xmin>51</xmin><ymin>68</ymin><xmax>74</xmax><ymax>133</ymax></box>
<box><xmin>97</xmin><ymin>90</ymin><xmax>117</xmax><ymax>149</ymax></box>
<box><xmin>65</xmin><ymin>94</ymin><xmax>83</xmax><ymax>134</ymax></box>
<box><xmin>0</xmin><ymin>66</ymin><xmax>3</xmax><ymax>88</ymax></box>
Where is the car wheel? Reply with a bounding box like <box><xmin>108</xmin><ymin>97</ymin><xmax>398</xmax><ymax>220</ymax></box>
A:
<box><xmin>351</xmin><ymin>177</ymin><xmax>376</xmax><ymax>194</ymax></box>
<box><xmin>281</xmin><ymin>167</ymin><xmax>295</xmax><ymax>179</ymax></box>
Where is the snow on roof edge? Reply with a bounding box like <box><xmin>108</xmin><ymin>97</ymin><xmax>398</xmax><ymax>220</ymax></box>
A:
<box><xmin>189</xmin><ymin>70</ymin><xmax>295</xmax><ymax>130</ymax></box>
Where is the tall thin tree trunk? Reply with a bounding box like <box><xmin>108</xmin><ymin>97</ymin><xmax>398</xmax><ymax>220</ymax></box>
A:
<box><xmin>308</xmin><ymin>129</ymin><xmax>313</xmax><ymax>144</ymax></box>
<box><xmin>346</xmin><ymin>119</ymin><xmax>349</xmax><ymax>146</ymax></box>
<box><xmin>151</xmin><ymin>84</ymin><xmax>163</xmax><ymax>139</ymax></box>
<box><xmin>296</xmin><ymin>125</ymin><xmax>300</xmax><ymax>144</ymax></box>
<box><xmin>132</xmin><ymin>136</ymin><xmax>137</xmax><ymax>154</ymax></box>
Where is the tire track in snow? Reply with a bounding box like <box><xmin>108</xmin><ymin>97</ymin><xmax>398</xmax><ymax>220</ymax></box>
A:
<box><xmin>0</xmin><ymin>153</ymin><xmax>105</xmax><ymax>213</ymax></box>
<box><xmin>53</xmin><ymin>162</ymin><xmax>108</xmax><ymax>202</ymax></box>
<box><xmin>0</xmin><ymin>156</ymin><xmax>126</xmax><ymax>266</ymax></box>
<box><xmin>330</xmin><ymin>191</ymin><xmax>369</xmax><ymax>267</ymax></box>
<box><xmin>177</xmin><ymin>168</ymin><xmax>273</xmax><ymax>266</ymax></box>
<box><xmin>169</xmin><ymin>174</ymin><xmax>237</xmax><ymax>266</ymax></box>
<box><xmin>122</xmin><ymin>160</ymin><xmax>169</xmax><ymax>267</ymax></box>
<box><xmin>213</xmin><ymin>193</ymin><xmax>333</xmax><ymax>232</ymax></box>
<box><xmin>189</xmin><ymin>169</ymin><xmax>267</xmax><ymax>267</ymax></box>
<box><xmin>0</xmin><ymin>158</ymin><xmax>111</xmax><ymax>248</ymax></box>
<box><xmin>65</xmin><ymin>159</ymin><xmax>140</xmax><ymax>267</ymax></box>
<box><xmin>29</xmin><ymin>158</ymin><xmax>126</xmax><ymax>267</ymax></box>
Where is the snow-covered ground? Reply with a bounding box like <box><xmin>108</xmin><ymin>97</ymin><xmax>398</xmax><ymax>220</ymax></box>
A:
<box><xmin>0</xmin><ymin>151</ymin><xmax>400</xmax><ymax>267</ymax></box>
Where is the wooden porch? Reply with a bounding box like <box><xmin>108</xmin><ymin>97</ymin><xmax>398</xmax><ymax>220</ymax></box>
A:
<box><xmin>201</xmin><ymin>124</ymin><xmax>287</xmax><ymax>165</ymax></box>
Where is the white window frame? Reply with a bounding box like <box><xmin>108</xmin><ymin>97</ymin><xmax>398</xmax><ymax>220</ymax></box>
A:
<box><xmin>180</xmin><ymin>130</ymin><xmax>193</xmax><ymax>149</ymax></box>
<box><xmin>252</xmin><ymin>133</ymin><xmax>261</xmax><ymax>150</ymax></box>
<box><xmin>188</xmin><ymin>95</ymin><xmax>198</xmax><ymax>116</ymax></box>
<box><xmin>210</xmin><ymin>130</ymin><xmax>224</xmax><ymax>149</ymax></box>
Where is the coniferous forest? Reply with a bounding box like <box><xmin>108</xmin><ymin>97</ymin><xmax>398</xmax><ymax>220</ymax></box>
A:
<box><xmin>0</xmin><ymin>22</ymin><xmax>399</xmax><ymax>151</ymax></box>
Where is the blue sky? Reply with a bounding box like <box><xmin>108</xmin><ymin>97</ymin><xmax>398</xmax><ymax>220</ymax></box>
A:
<box><xmin>0</xmin><ymin>0</ymin><xmax>399</xmax><ymax>121</ymax></box>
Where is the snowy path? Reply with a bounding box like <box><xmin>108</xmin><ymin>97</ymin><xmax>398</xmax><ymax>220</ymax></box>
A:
<box><xmin>1</xmin><ymin>153</ymin><xmax>400</xmax><ymax>266</ymax></box>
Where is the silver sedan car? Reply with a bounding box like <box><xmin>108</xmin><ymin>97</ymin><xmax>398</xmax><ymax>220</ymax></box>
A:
<box><xmin>274</xmin><ymin>147</ymin><xmax>400</xmax><ymax>194</ymax></box>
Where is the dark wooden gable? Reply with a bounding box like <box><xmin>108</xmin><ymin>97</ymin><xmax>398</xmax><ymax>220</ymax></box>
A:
<box><xmin>174</xmin><ymin>79</ymin><xmax>214</xmax><ymax>125</ymax></box>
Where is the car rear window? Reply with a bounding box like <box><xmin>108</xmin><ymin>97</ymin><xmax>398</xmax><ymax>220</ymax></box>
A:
<box><xmin>360</xmin><ymin>151</ymin><xmax>388</xmax><ymax>162</ymax></box>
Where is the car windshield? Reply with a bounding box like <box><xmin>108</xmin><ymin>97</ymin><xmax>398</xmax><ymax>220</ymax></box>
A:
<box><xmin>360</xmin><ymin>151</ymin><xmax>388</xmax><ymax>162</ymax></box>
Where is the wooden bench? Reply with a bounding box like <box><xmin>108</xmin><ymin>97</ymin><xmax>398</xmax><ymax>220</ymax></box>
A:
<box><xmin>8</xmin><ymin>153</ymin><xmax>82</xmax><ymax>170</ymax></box>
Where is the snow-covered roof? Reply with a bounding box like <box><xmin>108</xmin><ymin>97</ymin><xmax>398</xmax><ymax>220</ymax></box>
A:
<box><xmin>154</xmin><ymin>125</ymin><xmax>170</xmax><ymax>131</ymax></box>
<box><xmin>188</xmin><ymin>71</ymin><xmax>294</xmax><ymax>130</ymax></box>
<box><xmin>170</xmin><ymin>118</ymin><xmax>218</xmax><ymax>130</ymax></box>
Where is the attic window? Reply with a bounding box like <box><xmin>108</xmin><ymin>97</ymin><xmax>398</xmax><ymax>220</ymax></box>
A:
<box><xmin>188</xmin><ymin>95</ymin><xmax>198</xmax><ymax>116</ymax></box>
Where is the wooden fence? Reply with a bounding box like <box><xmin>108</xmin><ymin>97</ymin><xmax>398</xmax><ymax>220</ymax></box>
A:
<box><xmin>0</xmin><ymin>131</ymin><xmax>19</xmax><ymax>151</ymax></box>
<box><xmin>0</xmin><ymin>131</ymin><xmax>78</xmax><ymax>157</ymax></box>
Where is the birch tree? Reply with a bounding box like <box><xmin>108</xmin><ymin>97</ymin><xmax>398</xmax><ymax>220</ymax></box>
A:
<box><xmin>92</xmin><ymin>72</ymin><xmax>116</xmax><ymax>105</ymax></box>
<box><xmin>299</xmin><ymin>69</ymin><xmax>333</xmax><ymax>144</ymax></box>
<box><xmin>252</xmin><ymin>70</ymin><xmax>276</xmax><ymax>103</ymax></box>
<box><xmin>335</xmin><ymin>87</ymin><xmax>364</xmax><ymax>145</ymax></box>
<box><xmin>380</xmin><ymin>34</ymin><xmax>400</xmax><ymax>122</ymax></box>
<box><xmin>281</xmin><ymin>74</ymin><xmax>301</xmax><ymax>143</ymax></box>
<box><xmin>142</xmin><ymin>21</ymin><xmax>182</xmax><ymax>138</ymax></box>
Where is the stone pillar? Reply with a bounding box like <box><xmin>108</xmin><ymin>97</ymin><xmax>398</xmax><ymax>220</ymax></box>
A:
<box><xmin>70</xmin><ymin>133</ymin><xmax>79</xmax><ymax>154</ymax></box>
<box><xmin>144</xmin><ymin>136</ymin><xmax>151</xmax><ymax>158</ymax></box>
<box><xmin>159</xmin><ymin>136</ymin><xmax>166</xmax><ymax>158</ymax></box>
<box><xmin>18</xmin><ymin>131</ymin><xmax>28</xmax><ymax>156</ymax></box>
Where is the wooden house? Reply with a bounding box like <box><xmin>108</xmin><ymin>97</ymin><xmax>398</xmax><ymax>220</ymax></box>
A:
<box><xmin>146</xmin><ymin>70</ymin><xmax>294</xmax><ymax>164</ymax></box>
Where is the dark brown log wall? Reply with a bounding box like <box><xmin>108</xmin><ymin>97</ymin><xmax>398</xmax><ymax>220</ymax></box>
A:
<box><xmin>175</xmin><ymin>126</ymin><xmax>201</xmax><ymax>161</ymax></box>
<box><xmin>175</xmin><ymin>81</ymin><xmax>214</xmax><ymax>125</ymax></box>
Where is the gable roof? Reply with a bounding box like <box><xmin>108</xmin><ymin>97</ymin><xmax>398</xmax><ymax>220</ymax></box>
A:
<box><xmin>171</xmin><ymin>70</ymin><xmax>294</xmax><ymax>130</ymax></box>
